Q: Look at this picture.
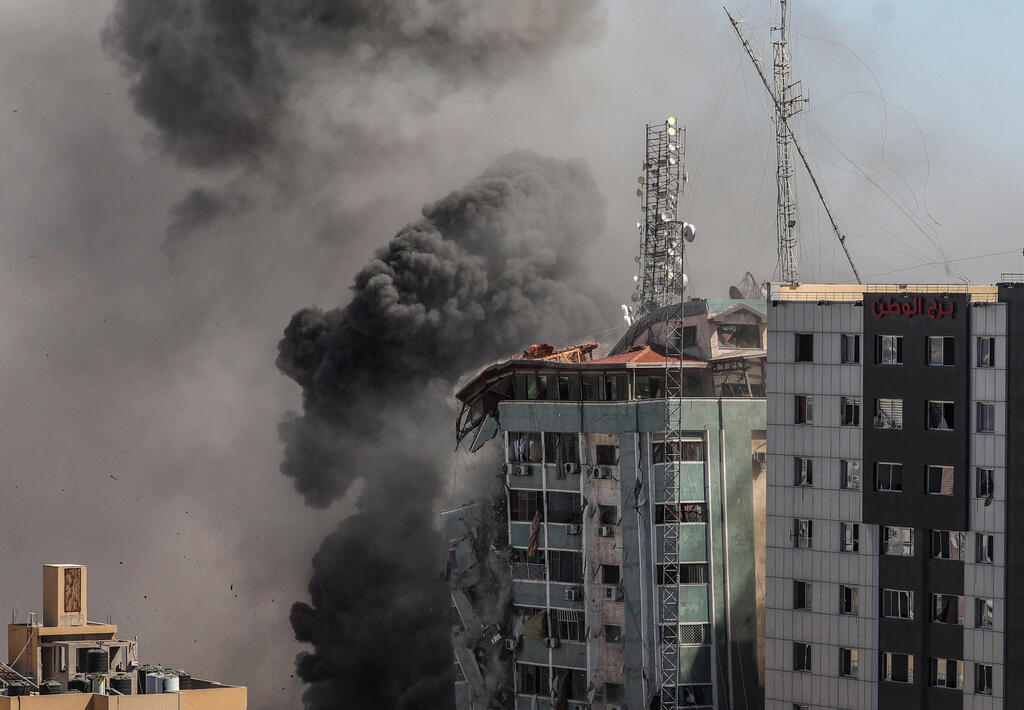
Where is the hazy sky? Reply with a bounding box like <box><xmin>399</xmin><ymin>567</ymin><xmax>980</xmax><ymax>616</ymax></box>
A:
<box><xmin>0</xmin><ymin>1</ymin><xmax>1020</xmax><ymax>708</ymax></box>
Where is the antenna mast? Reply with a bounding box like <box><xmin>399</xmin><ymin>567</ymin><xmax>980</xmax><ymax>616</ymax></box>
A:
<box><xmin>724</xmin><ymin>2</ymin><xmax>863</xmax><ymax>284</ymax></box>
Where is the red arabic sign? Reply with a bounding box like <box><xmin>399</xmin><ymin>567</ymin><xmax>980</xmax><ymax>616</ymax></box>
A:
<box><xmin>871</xmin><ymin>296</ymin><xmax>956</xmax><ymax>319</ymax></box>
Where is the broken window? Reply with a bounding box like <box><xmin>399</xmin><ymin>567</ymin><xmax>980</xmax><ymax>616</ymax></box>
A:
<box><xmin>658</xmin><ymin>563</ymin><xmax>708</xmax><ymax>585</ymax></box>
<box><xmin>601</xmin><ymin>565</ymin><xmax>620</xmax><ymax>584</ymax></box>
<box><xmin>604</xmin><ymin>626</ymin><xmax>622</xmax><ymax>643</ymax></box>
<box><xmin>840</xmin><ymin>523</ymin><xmax>859</xmax><ymax>553</ymax></box>
<box><xmin>840</xmin><ymin>334</ymin><xmax>860</xmax><ymax>363</ymax></box>
<box><xmin>543</xmin><ymin>433</ymin><xmax>579</xmax><ymax>466</ymax></box>
<box><xmin>557</xmin><ymin>375</ymin><xmax>571</xmax><ymax>400</ymax></box>
<box><xmin>508</xmin><ymin>432</ymin><xmax>542</xmax><ymax>463</ymax></box>
<box><xmin>795</xmin><ymin>395</ymin><xmax>813</xmax><ymax>424</ymax></box>
<box><xmin>793</xmin><ymin>642</ymin><xmax>812</xmax><ymax>672</ymax></box>
<box><xmin>977</xmin><ymin>336</ymin><xmax>995</xmax><ymax>367</ymax></box>
<box><xmin>718</xmin><ymin>324</ymin><xmax>761</xmax><ymax>349</ymax></box>
<box><xmin>841</xmin><ymin>397</ymin><xmax>861</xmax><ymax>427</ymax></box>
<box><xmin>604</xmin><ymin>374</ymin><xmax>627</xmax><ymax>401</ymax></box>
<box><xmin>882</xmin><ymin>589</ymin><xmax>914</xmax><ymax>620</ymax></box>
<box><xmin>553</xmin><ymin>609</ymin><xmax>585</xmax><ymax>642</ymax></box>
<box><xmin>525</xmin><ymin>374</ymin><xmax>549</xmax><ymax>400</ymax></box>
<box><xmin>883</xmin><ymin>652</ymin><xmax>914</xmax><ymax>683</ymax></box>
<box><xmin>976</xmin><ymin>467</ymin><xmax>995</xmax><ymax>498</ymax></box>
<box><xmin>679</xmin><ymin>687</ymin><xmax>712</xmax><ymax>706</ymax></box>
<box><xmin>977</xmin><ymin>402</ymin><xmax>996</xmax><ymax>433</ymax></box>
<box><xmin>793</xmin><ymin>457</ymin><xmax>812</xmax><ymax>486</ymax></box>
<box><xmin>874</xmin><ymin>398</ymin><xmax>903</xmax><ymax>429</ymax></box>
<box><xmin>595</xmin><ymin>444</ymin><xmax>619</xmax><ymax>465</ymax></box>
<box><xmin>932</xmin><ymin>594</ymin><xmax>964</xmax><ymax>625</ymax></box>
<box><xmin>929</xmin><ymin>658</ymin><xmax>964</xmax><ymax>689</ymax></box>
<box><xmin>795</xmin><ymin>333</ymin><xmax>814</xmax><ymax>362</ymax></box>
<box><xmin>876</xmin><ymin>334</ymin><xmax>903</xmax><ymax>364</ymax></box>
<box><xmin>636</xmin><ymin>374</ymin><xmax>665</xmax><ymax>399</ymax></box>
<box><xmin>976</xmin><ymin>598</ymin><xmax>994</xmax><ymax>628</ymax></box>
<box><xmin>515</xmin><ymin>663</ymin><xmax>549</xmax><ymax>696</ymax></box>
<box><xmin>793</xmin><ymin>519</ymin><xmax>812</xmax><ymax>549</ymax></box>
<box><xmin>794</xmin><ymin>580</ymin><xmax>811</xmax><ymax>610</ymax></box>
<box><xmin>580</xmin><ymin>375</ymin><xmax>600</xmax><ymax>401</ymax></box>
<box><xmin>545</xmin><ymin>492</ymin><xmax>582</xmax><ymax>524</ymax></box>
<box><xmin>510</xmin><ymin>549</ymin><xmax>546</xmax><ymax>581</ymax></box>
<box><xmin>840</xmin><ymin>585</ymin><xmax>859</xmax><ymax>616</ymax></box>
<box><xmin>840</xmin><ymin>648</ymin><xmax>859</xmax><ymax>678</ymax></box>
<box><xmin>551</xmin><ymin>668</ymin><xmax>587</xmax><ymax>702</ymax></box>
<box><xmin>927</xmin><ymin>401</ymin><xmax>955</xmax><ymax>431</ymax></box>
<box><xmin>547</xmin><ymin>551</ymin><xmax>583</xmax><ymax>584</ymax></box>
<box><xmin>682</xmin><ymin>326</ymin><xmax>697</xmax><ymax>347</ymax></box>
<box><xmin>977</xmin><ymin>533</ymin><xmax>994</xmax><ymax>564</ymax></box>
<box><xmin>841</xmin><ymin>460</ymin><xmax>861</xmax><ymax>490</ymax></box>
<box><xmin>926</xmin><ymin>466</ymin><xmax>955</xmax><ymax>496</ymax></box>
<box><xmin>976</xmin><ymin>663</ymin><xmax>993</xmax><ymax>695</ymax></box>
<box><xmin>883</xmin><ymin>526</ymin><xmax>914</xmax><ymax>557</ymax></box>
<box><xmin>927</xmin><ymin>336</ymin><xmax>955</xmax><ymax>366</ymax></box>
<box><xmin>656</xmin><ymin>503</ymin><xmax>707</xmax><ymax>524</ymax></box>
<box><xmin>931</xmin><ymin>530</ymin><xmax>966</xmax><ymax>560</ymax></box>
<box><xmin>604</xmin><ymin>682</ymin><xmax>625</xmax><ymax>701</ymax></box>
<box><xmin>509</xmin><ymin>491</ymin><xmax>542</xmax><ymax>522</ymax></box>
<box><xmin>876</xmin><ymin>462</ymin><xmax>903</xmax><ymax>492</ymax></box>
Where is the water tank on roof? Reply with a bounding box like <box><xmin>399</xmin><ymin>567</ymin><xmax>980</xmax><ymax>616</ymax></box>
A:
<box><xmin>89</xmin><ymin>675</ymin><xmax>106</xmax><ymax>695</ymax></box>
<box><xmin>87</xmin><ymin>647</ymin><xmax>109</xmax><ymax>673</ymax></box>
<box><xmin>146</xmin><ymin>672</ymin><xmax>165</xmax><ymax>694</ymax></box>
<box><xmin>175</xmin><ymin>671</ymin><xmax>192</xmax><ymax>690</ymax></box>
<box><xmin>110</xmin><ymin>674</ymin><xmax>133</xmax><ymax>695</ymax></box>
<box><xmin>163</xmin><ymin>674</ymin><xmax>180</xmax><ymax>692</ymax></box>
<box><xmin>40</xmin><ymin>680</ymin><xmax>63</xmax><ymax>695</ymax></box>
<box><xmin>5</xmin><ymin>681</ymin><xmax>29</xmax><ymax>696</ymax></box>
<box><xmin>68</xmin><ymin>676</ymin><xmax>89</xmax><ymax>693</ymax></box>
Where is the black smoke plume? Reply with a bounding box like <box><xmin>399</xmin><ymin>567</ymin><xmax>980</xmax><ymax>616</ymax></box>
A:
<box><xmin>277</xmin><ymin>152</ymin><xmax>612</xmax><ymax>707</ymax></box>
<box><xmin>103</xmin><ymin>0</ymin><xmax>604</xmax><ymax>168</ymax></box>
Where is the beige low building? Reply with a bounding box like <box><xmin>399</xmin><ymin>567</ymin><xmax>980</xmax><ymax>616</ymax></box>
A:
<box><xmin>2</xmin><ymin>565</ymin><xmax>245</xmax><ymax>709</ymax></box>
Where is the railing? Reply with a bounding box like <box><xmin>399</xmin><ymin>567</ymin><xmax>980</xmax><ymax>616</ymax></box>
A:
<box><xmin>1000</xmin><ymin>273</ymin><xmax>1024</xmax><ymax>283</ymax></box>
<box><xmin>510</xmin><ymin>563</ymin><xmax>546</xmax><ymax>581</ymax></box>
<box><xmin>770</xmin><ymin>283</ymin><xmax>998</xmax><ymax>303</ymax></box>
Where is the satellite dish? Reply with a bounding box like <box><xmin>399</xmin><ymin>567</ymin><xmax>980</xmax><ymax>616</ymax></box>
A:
<box><xmin>637</xmin><ymin>176</ymin><xmax>645</xmax><ymax>185</ymax></box>
<box><xmin>669</xmin><ymin>156</ymin><xmax>677</xmax><ymax>165</ymax></box>
<box><xmin>668</xmin><ymin>126</ymin><xmax>677</xmax><ymax>136</ymax></box>
<box><xmin>669</xmin><ymin>143</ymin><xmax>678</xmax><ymax>152</ymax></box>
<box><xmin>636</xmin><ymin>188</ymin><xmax>643</xmax><ymax>198</ymax></box>
<box><xmin>729</xmin><ymin>285</ymin><xmax>743</xmax><ymax>299</ymax></box>
<box><xmin>683</xmin><ymin>222</ymin><xmax>696</xmax><ymax>242</ymax></box>
<box><xmin>667</xmin><ymin>116</ymin><xmax>677</xmax><ymax>126</ymax></box>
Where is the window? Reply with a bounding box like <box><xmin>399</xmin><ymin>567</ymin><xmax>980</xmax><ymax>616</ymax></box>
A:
<box><xmin>636</xmin><ymin>375</ymin><xmax>664</xmax><ymax>399</ymax></box>
<box><xmin>977</xmin><ymin>336</ymin><xmax>995</xmax><ymax>368</ymax></box>
<box><xmin>926</xmin><ymin>466</ymin><xmax>955</xmax><ymax>496</ymax></box>
<box><xmin>932</xmin><ymin>594</ymin><xmax>964</xmax><ymax>625</ymax></box>
<box><xmin>508</xmin><ymin>432</ymin><xmax>542</xmax><ymax>463</ymax></box>
<box><xmin>551</xmin><ymin>668</ymin><xmax>587</xmax><ymax>701</ymax></box>
<box><xmin>509</xmin><ymin>491</ymin><xmax>543</xmax><ymax>522</ymax></box>
<box><xmin>883</xmin><ymin>526</ymin><xmax>914</xmax><ymax>556</ymax></box>
<box><xmin>525</xmin><ymin>374</ymin><xmax>548</xmax><ymax>400</ymax></box>
<box><xmin>874</xmin><ymin>398</ymin><xmax>903</xmax><ymax>429</ymax></box>
<box><xmin>931</xmin><ymin>530</ymin><xmax>966</xmax><ymax>560</ymax></box>
<box><xmin>548</xmin><ymin>551</ymin><xmax>583</xmax><ymax>583</ymax></box>
<box><xmin>840</xmin><ymin>523</ymin><xmax>860</xmax><ymax>553</ymax></box>
<box><xmin>516</xmin><ymin>663</ymin><xmax>550</xmax><ymax>696</ymax></box>
<box><xmin>840</xmin><ymin>585</ymin><xmax>859</xmax><ymax>615</ymax></box>
<box><xmin>793</xmin><ymin>457</ymin><xmax>813</xmax><ymax>486</ymax></box>
<box><xmin>976</xmin><ymin>467</ymin><xmax>995</xmax><ymax>499</ymax></box>
<box><xmin>793</xmin><ymin>580</ymin><xmax>811</xmax><ymax>610</ymax></box>
<box><xmin>976</xmin><ymin>663</ymin><xmax>993</xmax><ymax>695</ymax></box>
<box><xmin>678</xmin><ymin>624</ymin><xmax>710</xmax><ymax>646</ymax></box>
<box><xmin>927</xmin><ymin>401</ymin><xmax>955</xmax><ymax>431</ymax></box>
<box><xmin>793</xmin><ymin>642</ymin><xmax>812</xmax><ymax>672</ymax></box>
<box><xmin>840</xmin><ymin>648</ymin><xmax>859</xmax><ymax>678</ymax></box>
<box><xmin>882</xmin><ymin>588</ymin><xmax>914</xmax><ymax>620</ymax></box>
<box><xmin>595</xmin><ymin>444</ymin><xmax>619</xmax><ymax>465</ymax></box>
<box><xmin>840</xmin><ymin>334</ymin><xmax>860</xmax><ymax>363</ymax></box>
<box><xmin>930</xmin><ymin>658</ymin><xmax>964</xmax><ymax>689</ymax></box>
<box><xmin>604</xmin><ymin>625</ymin><xmax>622</xmax><ymax>643</ymax></box>
<box><xmin>601</xmin><ymin>564</ymin><xmax>621</xmax><ymax>584</ymax></box>
<box><xmin>977</xmin><ymin>533</ymin><xmax>994</xmax><ymax>564</ymax></box>
<box><xmin>841</xmin><ymin>460</ymin><xmax>862</xmax><ymax>490</ymax></box>
<box><xmin>544</xmin><ymin>432</ymin><xmax>579</xmax><ymax>465</ymax></box>
<box><xmin>795</xmin><ymin>395</ymin><xmax>813</xmax><ymax>424</ymax></box>
<box><xmin>841</xmin><ymin>397</ymin><xmax>861</xmax><ymax>426</ymax></box>
<box><xmin>682</xmin><ymin>326</ymin><xmax>697</xmax><ymax>347</ymax></box>
<box><xmin>793</xmin><ymin>519</ymin><xmax>813</xmax><ymax>549</ymax></box>
<box><xmin>877</xmin><ymin>334</ymin><xmax>903</xmax><ymax>364</ymax></box>
<box><xmin>546</xmin><ymin>492</ymin><xmax>582</xmax><ymax>524</ymax></box>
<box><xmin>554</xmin><ymin>608</ymin><xmax>585</xmax><ymax>641</ymax></box>
<box><xmin>976</xmin><ymin>598</ymin><xmax>994</xmax><ymax>628</ymax></box>
<box><xmin>598</xmin><ymin>505</ymin><xmax>618</xmax><ymax>525</ymax></box>
<box><xmin>718</xmin><ymin>324</ymin><xmax>761</xmax><ymax>349</ymax></box>
<box><xmin>604</xmin><ymin>682</ymin><xmax>625</xmax><ymax>702</ymax></box>
<box><xmin>658</xmin><ymin>563</ymin><xmax>708</xmax><ymax>585</ymax></box>
<box><xmin>557</xmin><ymin>375</ymin><xmax>571</xmax><ymax>400</ymax></box>
<box><xmin>876</xmin><ymin>462</ymin><xmax>903</xmax><ymax>492</ymax></box>
<box><xmin>795</xmin><ymin>333</ymin><xmax>814</xmax><ymax>362</ymax></box>
<box><xmin>928</xmin><ymin>336</ymin><xmax>955</xmax><ymax>366</ymax></box>
<box><xmin>976</xmin><ymin>402</ymin><xmax>996</xmax><ymax>433</ymax></box>
<box><xmin>883</xmin><ymin>652</ymin><xmax>914</xmax><ymax>683</ymax></box>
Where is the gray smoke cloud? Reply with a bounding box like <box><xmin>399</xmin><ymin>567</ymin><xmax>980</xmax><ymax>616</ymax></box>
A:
<box><xmin>102</xmin><ymin>0</ymin><xmax>605</xmax><ymax>168</ymax></box>
<box><xmin>277</xmin><ymin>152</ymin><xmax>613</xmax><ymax>707</ymax></box>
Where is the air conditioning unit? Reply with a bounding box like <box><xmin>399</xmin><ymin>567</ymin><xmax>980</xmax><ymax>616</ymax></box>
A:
<box><xmin>501</xmin><ymin>463</ymin><xmax>511</xmax><ymax>475</ymax></box>
<box><xmin>592</xmin><ymin>466</ymin><xmax>611</xmax><ymax>479</ymax></box>
<box><xmin>565</xmin><ymin>589</ymin><xmax>582</xmax><ymax>602</ymax></box>
<box><xmin>597</xmin><ymin>525</ymin><xmax>614</xmax><ymax>537</ymax></box>
<box><xmin>566</xmin><ymin>524</ymin><xmax>582</xmax><ymax>535</ymax></box>
<box><xmin>544</xmin><ymin>637</ymin><xmax>560</xmax><ymax>649</ymax></box>
<box><xmin>504</xmin><ymin>638</ymin><xmax>518</xmax><ymax>652</ymax></box>
<box><xmin>605</xmin><ymin>585</ymin><xmax>624</xmax><ymax>602</ymax></box>
<box><xmin>514</xmin><ymin>465</ymin><xmax>529</xmax><ymax>476</ymax></box>
<box><xmin>563</xmin><ymin>462</ymin><xmax>579</xmax><ymax>475</ymax></box>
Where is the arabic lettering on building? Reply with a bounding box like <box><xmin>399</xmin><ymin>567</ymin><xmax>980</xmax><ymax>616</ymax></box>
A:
<box><xmin>871</xmin><ymin>296</ymin><xmax>956</xmax><ymax>319</ymax></box>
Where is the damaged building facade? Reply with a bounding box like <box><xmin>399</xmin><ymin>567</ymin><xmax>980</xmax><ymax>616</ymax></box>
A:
<box><xmin>448</xmin><ymin>298</ymin><xmax>769</xmax><ymax>710</ymax></box>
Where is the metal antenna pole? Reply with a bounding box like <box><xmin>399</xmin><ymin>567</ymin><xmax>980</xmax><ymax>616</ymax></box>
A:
<box><xmin>773</xmin><ymin>0</ymin><xmax>800</xmax><ymax>283</ymax></box>
<box><xmin>724</xmin><ymin>3</ymin><xmax>863</xmax><ymax>285</ymax></box>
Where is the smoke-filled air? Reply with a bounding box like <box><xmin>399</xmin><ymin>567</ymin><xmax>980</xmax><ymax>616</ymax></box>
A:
<box><xmin>277</xmin><ymin>152</ymin><xmax>612</xmax><ymax>707</ymax></box>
